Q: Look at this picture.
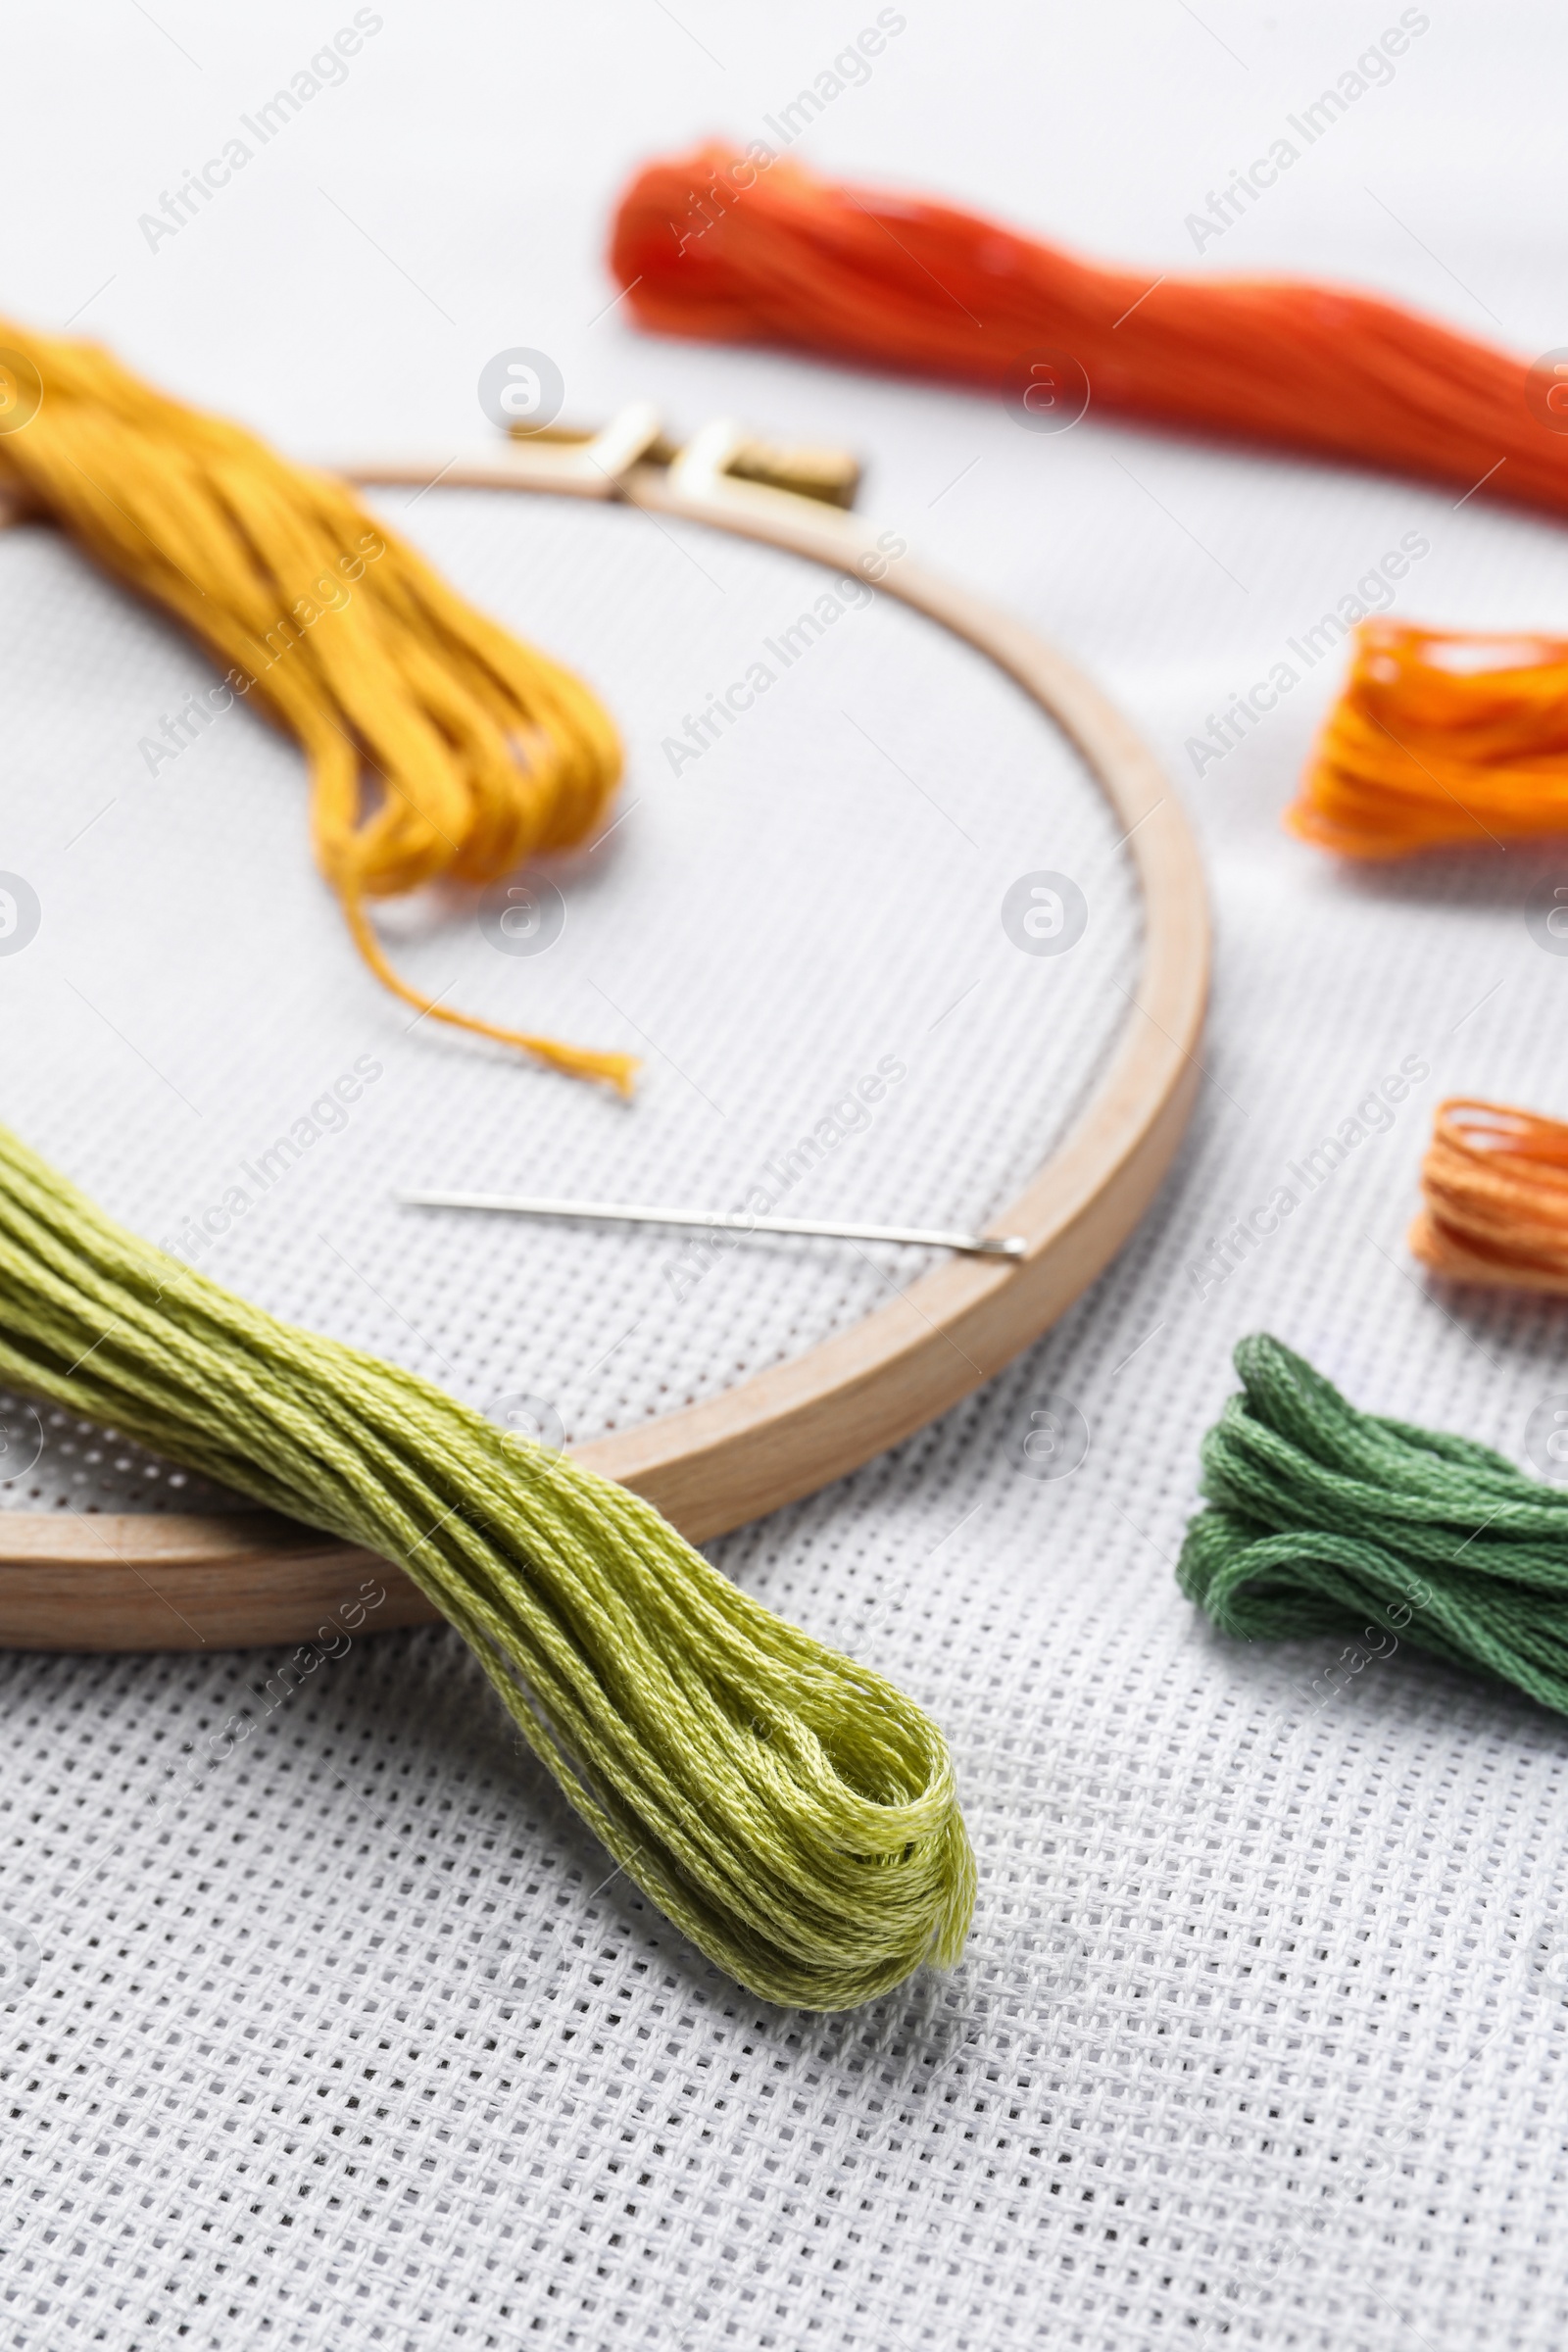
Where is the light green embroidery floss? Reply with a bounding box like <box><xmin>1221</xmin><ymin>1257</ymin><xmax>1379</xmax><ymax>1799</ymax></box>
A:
<box><xmin>0</xmin><ymin>1122</ymin><xmax>975</xmax><ymax>2009</ymax></box>
<box><xmin>1180</xmin><ymin>1333</ymin><xmax>1568</xmax><ymax>1716</ymax></box>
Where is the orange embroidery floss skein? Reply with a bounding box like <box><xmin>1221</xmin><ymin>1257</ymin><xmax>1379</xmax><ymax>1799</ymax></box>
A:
<box><xmin>610</xmin><ymin>144</ymin><xmax>1568</xmax><ymax>520</ymax></box>
<box><xmin>1411</xmin><ymin>1098</ymin><xmax>1568</xmax><ymax>1292</ymax></box>
<box><xmin>1288</xmin><ymin>624</ymin><xmax>1568</xmax><ymax>858</ymax></box>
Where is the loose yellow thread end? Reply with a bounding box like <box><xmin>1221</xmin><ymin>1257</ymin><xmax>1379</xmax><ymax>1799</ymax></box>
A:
<box><xmin>342</xmin><ymin>892</ymin><xmax>638</xmax><ymax>1095</ymax></box>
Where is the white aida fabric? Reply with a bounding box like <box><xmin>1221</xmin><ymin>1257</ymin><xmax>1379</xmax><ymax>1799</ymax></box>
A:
<box><xmin>5</xmin><ymin>5</ymin><xmax>1568</xmax><ymax>2346</ymax></box>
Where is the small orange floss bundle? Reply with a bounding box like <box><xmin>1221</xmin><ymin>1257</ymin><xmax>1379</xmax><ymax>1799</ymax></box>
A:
<box><xmin>1289</xmin><ymin>624</ymin><xmax>1568</xmax><ymax>858</ymax></box>
<box><xmin>1411</xmin><ymin>1099</ymin><xmax>1568</xmax><ymax>1292</ymax></box>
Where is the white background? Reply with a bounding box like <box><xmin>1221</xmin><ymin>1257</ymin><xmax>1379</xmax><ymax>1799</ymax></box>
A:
<box><xmin>6</xmin><ymin>7</ymin><xmax>1568</xmax><ymax>2349</ymax></box>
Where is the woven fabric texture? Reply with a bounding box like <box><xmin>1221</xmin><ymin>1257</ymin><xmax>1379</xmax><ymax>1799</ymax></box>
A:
<box><xmin>5</xmin><ymin>6</ymin><xmax>1568</xmax><ymax>2347</ymax></box>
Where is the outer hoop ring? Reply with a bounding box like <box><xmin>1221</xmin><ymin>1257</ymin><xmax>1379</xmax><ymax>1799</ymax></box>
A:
<box><xmin>0</xmin><ymin>420</ymin><xmax>1209</xmax><ymax>1648</ymax></box>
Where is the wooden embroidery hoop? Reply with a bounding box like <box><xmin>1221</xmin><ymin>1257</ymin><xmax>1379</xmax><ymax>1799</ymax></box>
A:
<box><xmin>0</xmin><ymin>407</ymin><xmax>1209</xmax><ymax>1649</ymax></box>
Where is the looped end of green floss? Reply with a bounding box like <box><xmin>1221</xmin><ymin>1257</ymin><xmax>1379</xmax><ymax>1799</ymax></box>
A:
<box><xmin>1180</xmin><ymin>1331</ymin><xmax>1568</xmax><ymax>1718</ymax></box>
<box><xmin>0</xmin><ymin>1121</ymin><xmax>976</xmax><ymax>2011</ymax></box>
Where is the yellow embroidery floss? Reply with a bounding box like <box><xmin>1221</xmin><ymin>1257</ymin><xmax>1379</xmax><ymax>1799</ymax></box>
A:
<box><xmin>0</xmin><ymin>321</ymin><xmax>635</xmax><ymax>1091</ymax></box>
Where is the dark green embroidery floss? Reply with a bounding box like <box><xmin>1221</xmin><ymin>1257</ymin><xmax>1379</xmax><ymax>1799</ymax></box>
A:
<box><xmin>1180</xmin><ymin>1334</ymin><xmax>1568</xmax><ymax>1717</ymax></box>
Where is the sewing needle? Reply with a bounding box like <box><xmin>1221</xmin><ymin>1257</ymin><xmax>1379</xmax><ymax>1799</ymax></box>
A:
<box><xmin>396</xmin><ymin>1191</ymin><xmax>1027</xmax><ymax>1259</ymax></box>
